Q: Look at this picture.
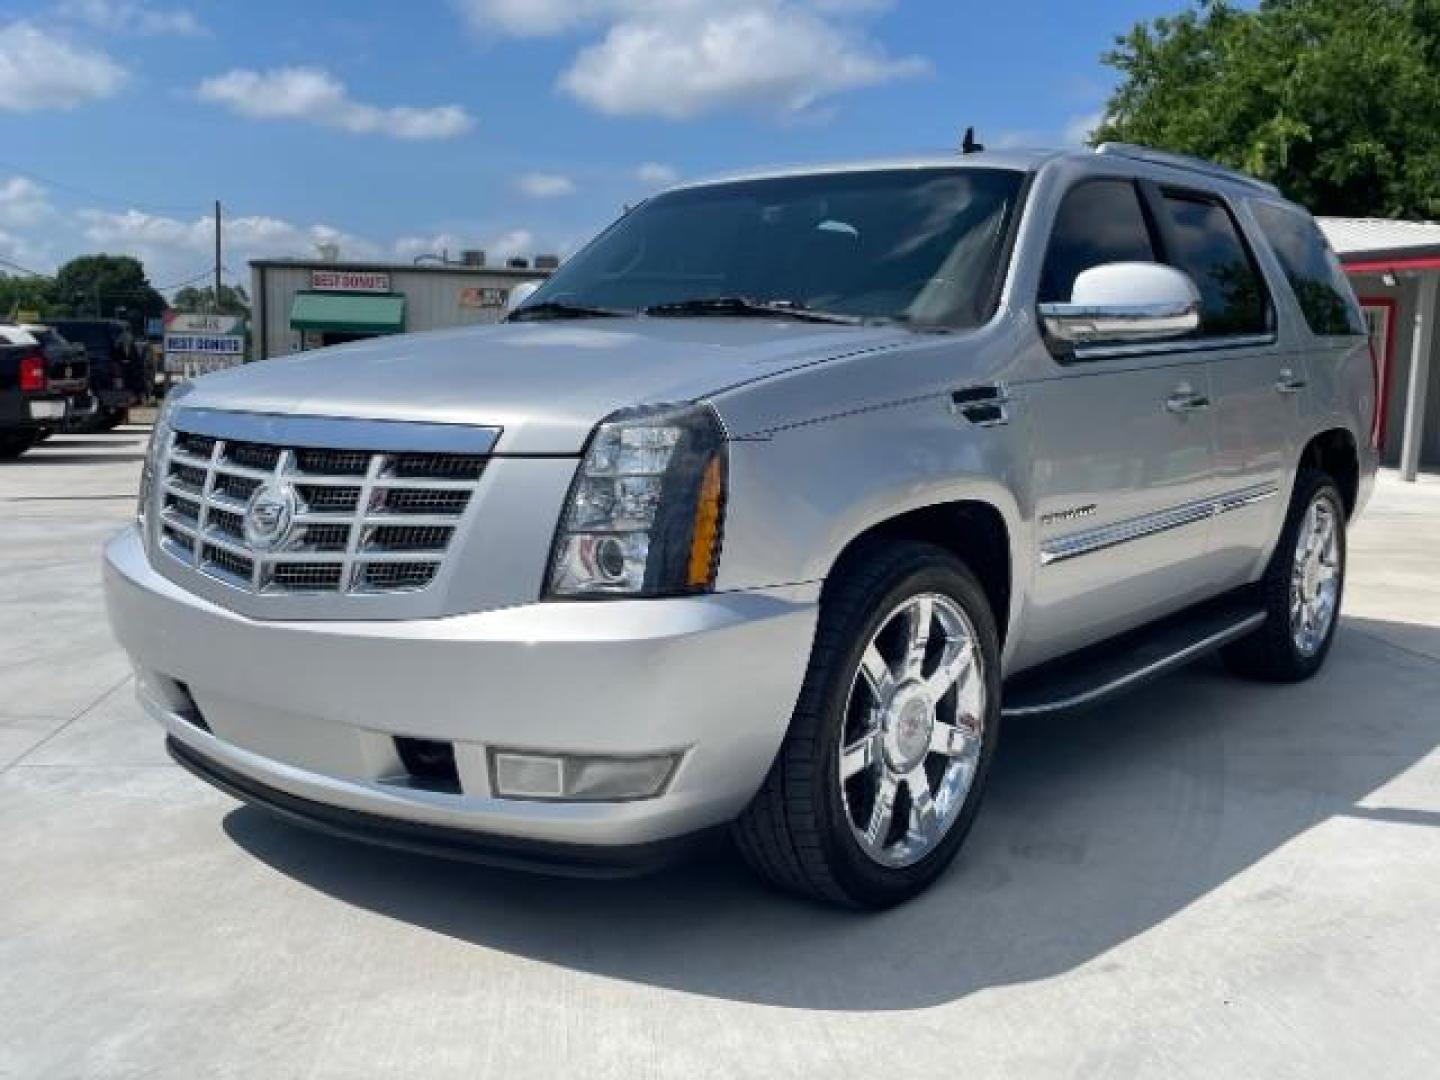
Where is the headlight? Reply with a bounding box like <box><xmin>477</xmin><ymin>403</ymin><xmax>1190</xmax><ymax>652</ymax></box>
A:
<box><xmin>547</xmin><ymin>402</ymin><xmax>727</xmax><ymax>598</ymax></box>
<box><xmin>138</xmin><ymin>382</ymin><xmax>191</xmax><ymax>533</ymax></box>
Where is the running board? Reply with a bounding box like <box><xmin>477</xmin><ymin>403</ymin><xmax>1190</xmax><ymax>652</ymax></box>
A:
<box><xmin>1001</xmin><ymin>595</ymin><xmax>1266</xmax><ymax>719</ymax></box>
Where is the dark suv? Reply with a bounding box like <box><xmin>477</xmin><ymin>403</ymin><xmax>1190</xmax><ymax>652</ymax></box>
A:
<box><xmin>47</xmin><ymin>318</ymin><xmax>142</xmax><ymax>430</ymax></box>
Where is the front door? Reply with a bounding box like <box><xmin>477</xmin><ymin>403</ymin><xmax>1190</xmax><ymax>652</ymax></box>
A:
<box><xmin>1012</xmin><ymin>176</ymin><xmax>1220</xmax><ymax>670</ymax></box>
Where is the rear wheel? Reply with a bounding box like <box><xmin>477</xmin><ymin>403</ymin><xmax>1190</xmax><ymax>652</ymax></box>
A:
<box><xmin>1223</xmin><ymin>469</ymin><xmax>1346</xmax><ymax>682</ymax></box>
<box><xmin>734</xmin><ymin>541</ymin><xmax>1001</xmax><ymax>909</ymax></box>
<box><xmin>0</xmin><ymin>432</ymin><xmax>37</xmax><ymax>460</ymax></box>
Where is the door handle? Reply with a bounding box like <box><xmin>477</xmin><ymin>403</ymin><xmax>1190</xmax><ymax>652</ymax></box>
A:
<box><xmin>1165</xmin><ymin>386</ymin><xmax>1211</xmax><ymax>414</ymax></box>
<box><xmin>1275</xmin><ymin>369</ymin><xmax>1308</xmax><ymax>394</ymax></box>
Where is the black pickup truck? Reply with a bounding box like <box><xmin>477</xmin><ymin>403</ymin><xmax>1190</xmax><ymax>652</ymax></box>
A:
<box><xmin>46</xmin><ymin>318</ymin><xmax>140</xmax><ymax>430</ymax></box>
<box><xmin>0</xmin><ymin>325</ymin><xmax>91</xmax><ymax>459</ymax></box>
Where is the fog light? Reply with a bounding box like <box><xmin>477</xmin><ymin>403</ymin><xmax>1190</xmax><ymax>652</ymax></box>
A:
<box><xmin>493</xmin><ymin>753</ymin><xmax>565</xmax><ymax>799</ymax></box>
<box><xmin>490</xmin><ymin>750</ymin><xmax>679</xmax><ymax>801</ymax></box>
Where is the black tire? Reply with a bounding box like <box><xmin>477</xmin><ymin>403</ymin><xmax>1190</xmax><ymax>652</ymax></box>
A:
<box><xmin>1222</xmin><ymin>468</ymin><xmax>1346</xmax><ymax>682</ymax></box>
<box><xmin>97</xmin><ymin>409</ymin><xmax>126</xmax><ymax>431</ymax></box>
<box><xmin>0</xmin><ymin>432</ymin><xmax>37</xmax><ymax>460</ymax></box>
<box><xmin>733</xmin><ymin>541</ymin><xmax>1002</xmax><ymax>909</ymax></box>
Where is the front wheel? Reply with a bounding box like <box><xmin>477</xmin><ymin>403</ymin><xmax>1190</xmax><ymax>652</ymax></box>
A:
<box><xmin>1223</xmin><ymin>469</ymin><xmax>1346</xmax><ymax>682</ymax></box>
<box><xmin>734</xmin><ymin>542</ymin><xmax>1001</xmax><ymax>909</ymax></box>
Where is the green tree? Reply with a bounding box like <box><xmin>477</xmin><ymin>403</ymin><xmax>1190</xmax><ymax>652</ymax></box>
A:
<box><xmin>1095</xmin><ymin>0</ymin><xmax>1440</xmax><ymax>218</ymax></box>
<box><xmin>171</xmin><ymin>283</ymin><xmax>250</xmax><ymax>319</ymax></box>
<box><xmin>52</xmin><ymin>254</ymin><xmax>167</xmax><ymax>330</ymax></box>
<box><xmin>0</xmin><ymin>273</ymin><xmax>58</xmax><ymax>320</ymax></box>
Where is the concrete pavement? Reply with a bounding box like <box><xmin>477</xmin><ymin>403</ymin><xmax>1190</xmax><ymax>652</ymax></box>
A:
<box><xmin>2</xmin><ymin>431</ymin><xmax>1438</xmax><ymax>1079</ymax></box>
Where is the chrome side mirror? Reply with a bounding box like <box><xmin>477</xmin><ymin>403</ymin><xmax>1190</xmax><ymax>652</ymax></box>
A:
<box><xmin>506</xmin><ymin>281</ymin><xmax>541</xmax><ymax>314</ymax></box>
<box><xmin>1039</xmin><ymin>262</ymin><xmax>1200</xmax><ymax>347</ymax></box>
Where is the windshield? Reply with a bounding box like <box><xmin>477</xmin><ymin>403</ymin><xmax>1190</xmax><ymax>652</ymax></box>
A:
<box><xmin>524</xmin><ymin>167</ymin><xmax>1026</xmax><ymax>328</ymax></box>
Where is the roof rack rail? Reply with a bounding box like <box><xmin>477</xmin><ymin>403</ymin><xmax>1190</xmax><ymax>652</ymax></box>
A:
<box><xmin>1094</xmin><ymin>142</ymin><xmax>1280</xmax><ymax>195</ymax></box>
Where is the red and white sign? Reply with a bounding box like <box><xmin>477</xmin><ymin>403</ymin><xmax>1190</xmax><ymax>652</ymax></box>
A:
<box><xmin>310</xmin><ymin>269</ymin><xmax>391</xmax><ymax>293</ymax></box>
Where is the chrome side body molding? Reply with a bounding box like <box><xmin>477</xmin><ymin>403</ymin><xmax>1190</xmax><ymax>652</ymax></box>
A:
<box><xmin>1040</xmin><ymin>482</ymin><xmax>1279</xmax><ymax>566</ymax></box>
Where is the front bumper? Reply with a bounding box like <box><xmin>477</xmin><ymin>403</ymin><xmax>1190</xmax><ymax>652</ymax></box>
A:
<box><xmin>104</xmin><ymin>527</ymin><xmax>818</xmax><ymax>855</ymax></box>
<box><xmin>166</xmin><ymin>736</ymin><xmax>719</xmax><ymax>876</ymax></box>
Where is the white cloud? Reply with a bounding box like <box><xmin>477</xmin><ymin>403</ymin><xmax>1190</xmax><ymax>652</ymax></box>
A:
<box><xmin>0</xmin><ymin>178</ymin><xmax>55</xmax><ymax>229</ymax></box>
<box><xmin>490</xmin><ymin>229</ymin><xmax>536</xmax><ymax>260</ymax></box>
<box><xmin>456</xmin><ymin>1</ymin><xmax>925</xmax><ymax>119</ymax></box>
<box><xmin>634</xmin><ymin>162</ymin><xmax>678</xmax><ymax>186</ymax></box>
<box><xmin>196</xmin><ymin>67</ymin><xmax>474</xmax><ymax>140</ymax></box>
<box><xmin>516</xmin><ymin>172</ymin><xmax>576</xmax><ymax>198</ymax></box>
<box><xmin>0</xmin><ymin>21</ymin><xmax>127</xmax><ymax>112</ymax></box>
<box><xmin>560</xmin><ymin>5</ymin><xmax>927</xmax><ymax>119</ymax></box>
<box><xmin>0</xmin><ymin>225</ymin><xmax>54</xmax><ymax>272</ymax></box>
<box><xmin>393</xmin><ymin>228</ymin><xmax>538</xmax><ymax>264</ymax></box>
<box><xmin>393</xmin><ymin>232</ymin><xmax>468</xmax><ymax>261</ymax></box>
<box><xmin>76</xmin><ymin>207</ymin><xmax>381</xmax><ymax>288</ymax></box>
<box><xmin>57</xmin><ymin>0</ymin><xmax>206</xmax><ymax>37</ymax></box>
<box><xmin>452</xmin><ymin>0</ymin><xmax>607</xmax><ymax>36</ymax></box>
<box><xmin>1063</xmin><ymin>110</ymin><xmax>1103</xmax><ymax>147</ymax></box>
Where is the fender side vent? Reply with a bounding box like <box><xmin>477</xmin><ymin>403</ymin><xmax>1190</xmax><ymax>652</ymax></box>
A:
<box><xmin>951</xmin><ymin>385</ymin><xmax>1011</xmax><ymax>427</ymax></box>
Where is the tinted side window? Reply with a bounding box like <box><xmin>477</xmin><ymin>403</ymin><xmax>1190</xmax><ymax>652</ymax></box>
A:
<box><xmin>1160</xmin><ymin>193</ymin><xmax>1270</xmax><ymax>336</ymax></box>
<box><xmin>1252</xmin><ymin>203</ymin><xmax>1365</xmax><ymax>336</ymax></box>
<box><xmin>1039</xmin><ymin>179</ymin><xmax>1156</xmax><ymax>302</ymax></box>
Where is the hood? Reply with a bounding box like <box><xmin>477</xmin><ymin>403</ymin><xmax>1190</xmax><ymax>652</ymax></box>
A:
<box><xmin>183</xmin><ymin>319</ymin><xmax>910</xmax><ymax>454</ymax></box>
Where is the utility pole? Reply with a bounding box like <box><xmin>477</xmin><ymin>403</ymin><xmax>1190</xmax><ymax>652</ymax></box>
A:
<box><xmin>213</xmin><ymin>199</ymin><xmax>222</xmax><ymax>313</ymax></box>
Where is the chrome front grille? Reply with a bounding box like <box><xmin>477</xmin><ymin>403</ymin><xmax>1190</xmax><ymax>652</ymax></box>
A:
<box><xmin>156</xmin><ymin>427</ymin><xmax>485</xmax><ymax>595</ymax></box>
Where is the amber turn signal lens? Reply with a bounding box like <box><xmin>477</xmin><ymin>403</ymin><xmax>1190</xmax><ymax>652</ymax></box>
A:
<box><xmin>687</xmin><ymin>455</ymin><xmax>724</xmax><ymax>588</ymax></box>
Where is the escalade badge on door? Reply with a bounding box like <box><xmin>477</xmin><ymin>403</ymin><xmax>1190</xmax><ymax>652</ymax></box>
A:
<box><xmin>243</xmin><ymin>481</ymin><xmax>299</xmax><ymax>551</ymax></box>
<box><xmin>1040</xmin><ymin>504</ymin><xmax>1098</xmax><ymax>526</ymax></box>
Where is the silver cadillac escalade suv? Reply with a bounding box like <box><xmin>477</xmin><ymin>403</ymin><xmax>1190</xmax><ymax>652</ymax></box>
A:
<box><xmin>104</xmin><ymin>144</ymin><xmax>1377</xmax><ymax>908</ymax></box>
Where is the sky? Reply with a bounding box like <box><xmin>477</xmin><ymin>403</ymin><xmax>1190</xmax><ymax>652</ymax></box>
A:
<box><xmin>0</xmin><ymin>0</ymin><xmax>1186</xmax><ymax>294</ymax></box>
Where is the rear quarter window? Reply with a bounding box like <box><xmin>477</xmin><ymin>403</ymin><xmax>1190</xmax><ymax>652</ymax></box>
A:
<box><xmin>1252</xmin><ymin>202</ymin><xmax>1365</xmax><ymax>337</ymax></box>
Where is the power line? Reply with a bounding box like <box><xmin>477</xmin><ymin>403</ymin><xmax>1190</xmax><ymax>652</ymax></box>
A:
<box><xmin>0</xmin><ymin>256</ymin><xmax>48</xmax><ymax>277</ymax></box>
<box><xmin>0</xmin><ymin>159</ymin><xmax>212</xmax><ymax>216</ymax></box>
<box><xmin>154</xmin><ymin>267</ymin><xmax>217</xmax><ymax>291</ymax></box>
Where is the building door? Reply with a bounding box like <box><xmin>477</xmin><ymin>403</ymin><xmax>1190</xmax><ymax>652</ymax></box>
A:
<box><xmin>1359</xmin><ymin>298</ymin><xmax>1396</xmax><ymax>450</ymax></box>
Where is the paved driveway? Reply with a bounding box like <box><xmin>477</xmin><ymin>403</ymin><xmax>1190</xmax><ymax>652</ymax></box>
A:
<box><xmin>3</xmin><ymin>430</ymin><xmax>1438</xmax><ymax>1079</ymax></box>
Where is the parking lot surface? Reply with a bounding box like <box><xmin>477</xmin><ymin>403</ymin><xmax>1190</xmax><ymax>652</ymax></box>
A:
<box><xmin>3</xmin><ymin>429</ymin><xmax>1439</xmax><ymax>1079</ymax></box>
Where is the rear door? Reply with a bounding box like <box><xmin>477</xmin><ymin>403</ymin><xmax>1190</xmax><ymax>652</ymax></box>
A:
<box><xmin>1015</xmin><ymin>177</ymin><xmax>1220</xmax><ymax>668</ymax></box>
<box><xmin>1146</xmin><ymin>187</ymin><xmax>1287</xmax><ymax>588</ymax></box>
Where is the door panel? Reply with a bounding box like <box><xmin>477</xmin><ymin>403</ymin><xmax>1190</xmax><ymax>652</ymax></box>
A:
<box><xmin>1012</xmin><ymin>355</ymin><xmax>1218</xmax><ymax>670</ymax></box>
<box><xmin>1203</xmin><ymin>344</ymin><xmax>1297</xmax><ymax>584</ymax></box>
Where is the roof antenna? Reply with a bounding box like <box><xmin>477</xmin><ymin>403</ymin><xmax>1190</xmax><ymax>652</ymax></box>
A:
<box><xmin>961</xmin><ymin>126</ymin><xmax>984</xmax><ymax>155</ymax></box>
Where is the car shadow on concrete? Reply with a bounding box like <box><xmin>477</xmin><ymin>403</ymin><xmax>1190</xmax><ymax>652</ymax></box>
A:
<box><xmin>223</xmin><ymin>616</ymin><xmax>1440</xmax><ymax>1011</ymax></box>
<box><xmin>4</xmin><ymin>452</ymin><xmax>147</xmax><ymax>466</ymax></box>
<box><xmin>42</xmin><ymin>438</ymin><xmax>146</xmax><ymax>450</ymax></box>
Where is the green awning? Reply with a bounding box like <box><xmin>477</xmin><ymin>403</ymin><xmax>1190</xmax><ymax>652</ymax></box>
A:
<box><xmin>290</xmin><ymin>291</ymin><xmax>406</xmax><ymax>334</ymax></box>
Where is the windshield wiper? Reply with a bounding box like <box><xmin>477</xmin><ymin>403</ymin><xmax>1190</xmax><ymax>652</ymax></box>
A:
<box><xmin>508</xmin><ymin>300</ymin><xmax>631</xmax><ymax>322</ymax></box>
<box><xmin>644</xmin><ymin>296</ymin><xmax>861</xmax><ymax>325</ymax></box>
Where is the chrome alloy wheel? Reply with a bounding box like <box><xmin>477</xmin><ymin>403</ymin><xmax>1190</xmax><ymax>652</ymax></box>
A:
<box><xmin>838</xmin><ymin>593</ymin><xmax>985</xmax><ymax>868</ymax></box>
<box><xmin>1290</xmin><ymin>494</ymin><xmax>1342</xmax><ymax>657</ymax></box>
